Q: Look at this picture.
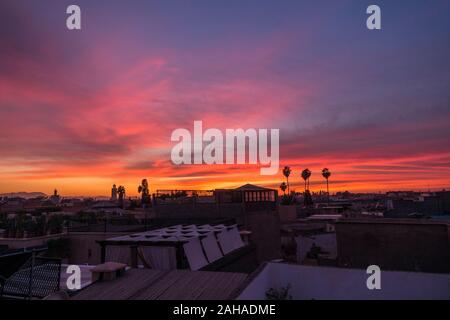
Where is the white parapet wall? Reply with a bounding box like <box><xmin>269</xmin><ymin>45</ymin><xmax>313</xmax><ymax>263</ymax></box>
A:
<box><xmin>238</xmin><ymin>262</ymin><xmax>450</xmax><ymax>300</ymax></box>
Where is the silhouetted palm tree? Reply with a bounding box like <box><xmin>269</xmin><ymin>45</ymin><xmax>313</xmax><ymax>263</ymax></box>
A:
<box><xmin>118</xmin><ymin>186</ymin><xmax>126</xmax><ymax>208</ymax></box>
<box><xmin>282</xmin><ymin>166</ymin><xmax>292</xmax><ymax>194</ymax></box>
<box><xmin>138</xmin><ymin>179</ymin><xmax>150</xmax><ymax>207</ymax></box>
<box><xmin>301</xmin><ymin>169</ymin><xmax>311</xmax><ymax>192</ymax></box>
<box><xmin>280</xmin><ymin>182</ymin><xmax>287</xmax><ymax>196</ymax></box>
<box><xmin>322</xmin><ymin>168</ymin><xmax>331</xmax><ymax>205</ymax></box>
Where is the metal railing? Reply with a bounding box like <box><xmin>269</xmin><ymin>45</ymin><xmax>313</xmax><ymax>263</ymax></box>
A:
<box><xmin>0</xmin><ymin>251</ymin><xmax>61</xmax><ymax>299</ymax></box>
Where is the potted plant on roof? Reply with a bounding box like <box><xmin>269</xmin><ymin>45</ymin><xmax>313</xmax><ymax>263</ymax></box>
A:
<box><xmin>266</xmin><ymin>284</ymin><xmax>293</xmax><ymax>300</ymax></box>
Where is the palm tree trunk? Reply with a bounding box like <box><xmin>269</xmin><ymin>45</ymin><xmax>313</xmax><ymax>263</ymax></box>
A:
<box><xmin>326</xmin><ymin>179</ymin><xmax>330</xmax><ymax>205</ymax></box>
<box><xmin>287</xmin><ymin>177</ymin><xmax>290</xmax><ymax>194</ymax></box>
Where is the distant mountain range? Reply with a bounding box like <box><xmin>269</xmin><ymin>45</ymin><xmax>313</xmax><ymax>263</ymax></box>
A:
<box><xmin>0</xmin><ymin>192</ymin><xmax>47</xmax><ymax>199</ymax></box>
<box><xmin>0</xmin><ymin>192</ymin><xmax>113</xmax><ymax>200</ymax></box>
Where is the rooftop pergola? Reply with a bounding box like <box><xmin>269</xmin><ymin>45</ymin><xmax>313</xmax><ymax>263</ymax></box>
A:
<box><xmin>215</xmin><ymin>184</ymin><xmax>278</xmax><ymax>204</ymax></box>
<box><xmin>97</xmin><ymin>224</ymin><xmax>254</xmax><ymax>270</ymax></box>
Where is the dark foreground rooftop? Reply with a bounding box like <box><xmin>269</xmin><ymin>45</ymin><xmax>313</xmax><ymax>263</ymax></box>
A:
<box><xmin>71</xmin><ymin>268</ymin><xmax>247</xmax><ymax>300</ymax></box>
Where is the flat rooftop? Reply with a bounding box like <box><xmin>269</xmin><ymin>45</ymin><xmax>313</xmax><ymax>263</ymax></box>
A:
<box><xmin>237</xmin><ymin>262</ymin><xmax>450</xmax><ymax>300</ymax></box>
<box><xmin>71</xmin><ymin>268</ymin><xmax>247</xmax><ymax>300</ymax></box>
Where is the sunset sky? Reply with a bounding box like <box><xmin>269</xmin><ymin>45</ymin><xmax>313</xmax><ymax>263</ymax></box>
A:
<box><xmin>1</xmin><ymin>0</ymin><xmax>450</xmax><ymax>196</ymax></box>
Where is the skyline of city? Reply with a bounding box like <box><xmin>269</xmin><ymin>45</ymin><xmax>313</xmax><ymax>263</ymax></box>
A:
<box><xmin>1</xmin><ymin>177</ymin><xmax>448</xmax><ymax>198</ymax></box>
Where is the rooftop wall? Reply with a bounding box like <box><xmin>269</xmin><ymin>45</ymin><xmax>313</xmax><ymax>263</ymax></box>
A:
<box><xmin>237</xmin><ymin>262</ymin><xmax>450</xmax><ymax>300</ymax></box>
<box><xmin>336</xmin><ymin>221</ymin><xmax>450</xmax><ymax>273</ymax></box>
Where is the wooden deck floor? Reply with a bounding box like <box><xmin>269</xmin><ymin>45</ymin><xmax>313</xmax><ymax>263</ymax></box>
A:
<box><xmin>71</xmin><ymin>269</ymin><xmax>248</xmax><ymax>300</ymax></box>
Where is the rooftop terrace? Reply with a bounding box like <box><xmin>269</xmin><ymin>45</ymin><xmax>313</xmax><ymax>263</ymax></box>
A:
<box><xmin>237</xmin><ymin>262</ymin><xmax>450</xmax><ymax>300</ymax></box>
<box><xmin>71</xmin><ymin>268</ymin><xmax>247</xmax><ymax>300</ymax></box>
